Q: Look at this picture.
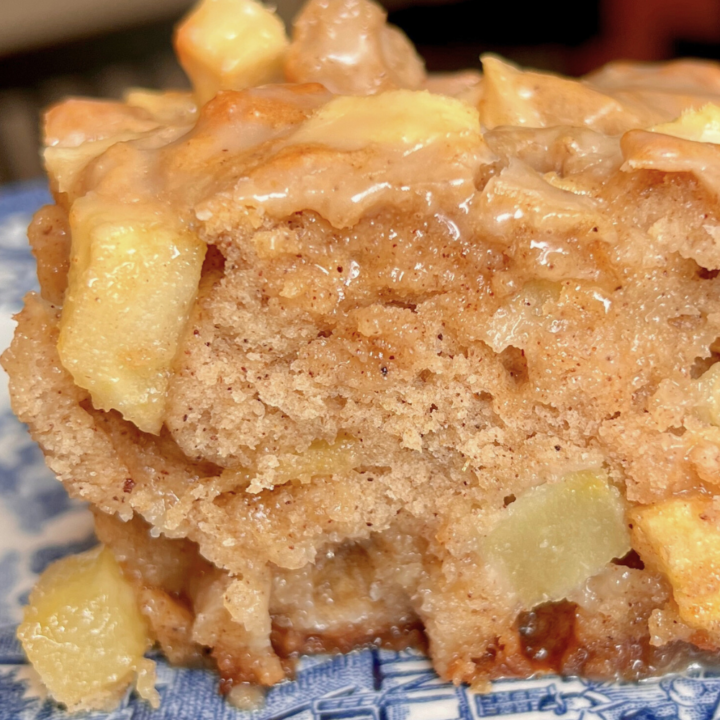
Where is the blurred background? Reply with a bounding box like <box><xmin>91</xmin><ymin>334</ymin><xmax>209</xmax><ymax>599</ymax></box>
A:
<box><xmin>1</xmin><ymin>0</ymin><xmax>720</xmax><ymax>184</ymax></box>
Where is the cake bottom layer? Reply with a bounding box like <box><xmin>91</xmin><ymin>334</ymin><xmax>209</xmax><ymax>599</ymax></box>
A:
<box><xmin>93</xmin><ymin>510</ymin><xmax>705</xmax><ymax>695</ymax></box>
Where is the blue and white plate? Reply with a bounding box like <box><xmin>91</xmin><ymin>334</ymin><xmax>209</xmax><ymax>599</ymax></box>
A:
<box><xmin>1</xmin><ymin>180</ymin><xmax>720</xmax><ymax>719</ymax></box>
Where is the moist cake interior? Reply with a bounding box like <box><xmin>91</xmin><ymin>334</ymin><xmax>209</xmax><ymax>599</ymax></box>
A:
<box><xmin>8</xmin><ymin>0</ymin><xmax>720</xmax><ymax>709</ymax></box>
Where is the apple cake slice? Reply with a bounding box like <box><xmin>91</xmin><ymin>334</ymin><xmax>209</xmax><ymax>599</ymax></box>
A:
<box><xmin>9</xmin><ymin>0</ymin><xmax>720</xmax><ymax>710</ymax></box>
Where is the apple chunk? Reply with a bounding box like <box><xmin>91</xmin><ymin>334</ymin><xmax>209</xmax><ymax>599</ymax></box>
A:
<box><xmin>58</xmin><ymin>196</ymin><xmax>206</xmax><ymax>434</ymax></box>
<box><xmin>175</xmin><ymin>0</ymin><xmax>288</xmax><ymax>105</ymax></box>
<box><xmin>632</xmin><ymin>497</ymin><xmax>720</xmax><ymax>631</ymax></box>
<box><xmin>651</xmin><ymin>103</ymin><xmax>720</xmax><ymax>144</ymax></box>
<box><xmin>17</xmin><ymin>546</ymin><xmax>156</xmax><ymax>711</ymax></box>
<box><xmin>291</xmin><ymin>89</ymin><xmax>481</xmax><ymax>150</ymax></box>
<box><xmin>485</xmin><ymin>470</ymin><xmax>630</xmax><ymax>608</ymax></box>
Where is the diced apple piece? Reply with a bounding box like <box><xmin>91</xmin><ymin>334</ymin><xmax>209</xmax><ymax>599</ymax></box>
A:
<box><xmin>485</xmin><ymin>470</ymin><xmax>630</xmax><ymax>608</ymax></box>
<box><xmin>42</xmin><ymin>99</ymin><xmax>162</xmax><ymax>200</ymax></box>
<box><xmin>632</xmin><ymin>497</ymin><xmax>720</xmax><ymax>631</ymax></box>
<box><xmin>244</xmin><ymin>436</ymin><xmax>363</xmax><ymax>492</ymax></box>
<box><xmin>651</xmin><ymin>104</ymin><xmax>720</xmax><ymax>144</ymax></box>
<box><xmin>693</xmin><ymin>363</ymin><xmax>720</xmax><ymax>426</ymax></box>
<box><xmin>274</xmin><ymin>436</ymin><xmax>361</xmax><ymax>483</ymax></box>
<box><xmin>483</xmin><ymin>280</ymin><xmax>560</xmax><ymax>353</ymax></box>
<box><xmin>43</xmin><ymin>98</ymin><xmax>160</xmax><ymax>149</ymax></box>
<box><xmin>291</xmin><ymin>90</ymin><xmax>481</xmax><ymax>150</ymax></box>
<box><xmin>284</xmin><ymin>0</ymin><xmax>425</xmax><ymax>95</ymax></box>
<box><xmin>58</xmin><ymin>196</ymin><xmax>206</xmax><ymax>434</ymax></box>
<box><xmin>478</xmin><ymin>160</ymin><xmax>615</xmax><ymax>252</ymax></box>
<box><xmin>621</xmin><ymin>128</ymin><xmax>720</xmax><ymax>202</ymax></box>
<box><xmin>17</xmin><ymin>546</ymin><xmax>157</xmax><ymax>711</ymax></box>
<box><xmin>45</xmin><ymin>136</ymin><xmax>140</xmax><ymax>200</ymax></box>
<box><xmin>175</xmin><ymin>0</ymin><xmax>288</xmax><ymax>106</ymax></box>
<box><xmin>124</xmin><ymin>89</ymin><xmax>198</xmax><ymax>125</ymax></box>
<box><xmin>480</xmin><ymin>55</ymin><xmax>545</xmax><ymax>129</ymax></box>
<box><xmin>479</xmin><ymin>54</ymin><xmax>655</xmax><ymax>134</ymax></box>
